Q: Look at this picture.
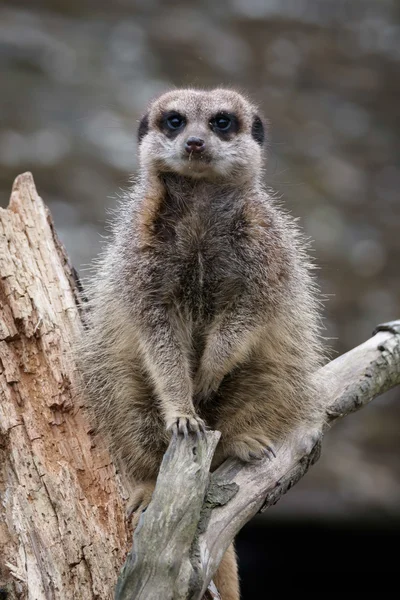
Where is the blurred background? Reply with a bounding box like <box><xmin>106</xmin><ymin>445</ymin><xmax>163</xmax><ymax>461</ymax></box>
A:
<box><xmin>1</xmin><ymin>0</ymin><xmax>399</xmax><ymax>590</ymax></box>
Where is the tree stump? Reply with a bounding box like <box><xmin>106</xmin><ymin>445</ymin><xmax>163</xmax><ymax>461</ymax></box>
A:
<box><xmin>0</xmin><ymin>173</ymin><xmax>129</xmax><ymax>599</ymax></box>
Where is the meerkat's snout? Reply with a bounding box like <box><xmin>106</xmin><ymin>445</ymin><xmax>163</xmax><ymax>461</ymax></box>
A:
<box><xmin>185</xmin><ymin>136</ymin><xmax>205</xmax><ymax>154</ymax></box>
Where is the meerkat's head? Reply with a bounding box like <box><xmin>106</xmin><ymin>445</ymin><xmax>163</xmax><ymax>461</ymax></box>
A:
<box><xmin>137</xmin><ymin>88</ymin><xmax>265</xmax><ymax>183</ymax></box>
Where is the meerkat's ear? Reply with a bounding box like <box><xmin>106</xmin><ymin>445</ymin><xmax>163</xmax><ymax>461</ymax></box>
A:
<box><xmin>138</xmin><ymin>113</ymin><xmax>149</xmax><ymax>144</ymax></box>
<box><xmin>251</xmin><ymin>115</ymin><xmax>265</xmax><ymax>146</ymax></box>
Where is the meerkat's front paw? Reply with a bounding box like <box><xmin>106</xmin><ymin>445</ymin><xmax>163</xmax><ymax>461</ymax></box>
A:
<box><xmin>166</xmin><ymin>413</ymin><xmax>206</xmax><ymax>436</ymax></box>
<box><xmin>226</xmin><ymin>433</ymin><xmax>276</xmax><ymax>462</ymax></box>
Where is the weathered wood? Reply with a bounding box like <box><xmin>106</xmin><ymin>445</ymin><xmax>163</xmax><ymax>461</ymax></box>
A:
<box><xmin>0</xmin><ymin>173</ymin><xmax>130</xmax><ymax>599</ymax></box>
<box><xmin>115</xmin><ymin>431</ymin><xmax>220</xmax><ymax>600</ymax></box>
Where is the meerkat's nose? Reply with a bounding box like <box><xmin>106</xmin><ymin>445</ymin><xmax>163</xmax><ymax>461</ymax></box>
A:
<box><xmin>185</xmin><ymin>136</ymin><xmax>205</xmax><ymax>154</ymax></box>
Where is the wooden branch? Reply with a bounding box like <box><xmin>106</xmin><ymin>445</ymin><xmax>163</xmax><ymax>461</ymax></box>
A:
<box><xmin>115</xmin><ymin>431</ymin><xmax>221</xmax><ymax>600</ymax></box>
<box><xmin>0</xmin><ymin>173</ymin><xmax>130</xmax><ymax>599</ymax></box>
<box><xmin>117</xmin><ymin>322</ymin><xmax>400</xmax><ymax>599</ymax></box>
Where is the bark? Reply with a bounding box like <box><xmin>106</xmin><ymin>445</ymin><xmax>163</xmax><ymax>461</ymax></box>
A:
<box><xmin>0</xmin><ymin>173</ymin><xmax>129</xmax><ymax>599</ymax></box>
<box><xmin>0</xmin><ymin>172</ymin><xmax>399</xmax><ymax>600</ymax></box>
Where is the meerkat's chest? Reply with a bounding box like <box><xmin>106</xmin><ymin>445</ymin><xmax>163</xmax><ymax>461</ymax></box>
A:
<box><xmin>165</xmin><ymin>210</ymin><xmax>248</xmax><ymax>318</ymax></box>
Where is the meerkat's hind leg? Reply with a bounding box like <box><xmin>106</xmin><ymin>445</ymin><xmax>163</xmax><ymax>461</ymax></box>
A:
<box><xmin>213</xmin><ymin>543</ymin><xmax>240</xmax><ymax>600</ymax></box>
<box><xmin>212</xmin><ymin>366</ymin><xmax>286</xmax><ymax>466</ymax></box>
<box><xmin>126</xmin><ymin>480</ymin><xmax>156</xmax><ymax>530</ymax></box>
<box><xmin>227</xmin><ymin>432</ymin><xmax>276</xmax><ymax>462</ymax></box>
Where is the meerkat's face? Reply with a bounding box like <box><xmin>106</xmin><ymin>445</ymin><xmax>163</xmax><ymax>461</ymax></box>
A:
<box><xmin>137</xmin><ymin>89</ymin><xmax>265</xmax><ymax>182</ymax></box>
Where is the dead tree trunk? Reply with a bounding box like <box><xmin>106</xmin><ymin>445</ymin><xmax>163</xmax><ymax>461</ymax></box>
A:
<box><xmin>1</xmin><ymin>173</ymin><xmax>399</xmax><ymax>600</ymax></box>
<box><xmin>0</xmin><ymin>173</ymin><xmax>130</xmax><ymax>599</ymax></box>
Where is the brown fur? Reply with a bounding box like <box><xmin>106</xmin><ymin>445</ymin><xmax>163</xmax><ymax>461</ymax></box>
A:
<box><xmin>214</xmin><ymin>544</ymin><xmax>240</xmax><ymax>600</ymax></box>
<box><xmin>77</xmin><ymin>89</ymin><xmax>326</xmax><ymax>599</ymax></box>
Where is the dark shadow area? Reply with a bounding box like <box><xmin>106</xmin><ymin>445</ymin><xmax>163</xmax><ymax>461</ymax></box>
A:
<box><xmin>236</xmin><ymin>516</ymin><xmax>400</xmax><ymax>595</ymax></box>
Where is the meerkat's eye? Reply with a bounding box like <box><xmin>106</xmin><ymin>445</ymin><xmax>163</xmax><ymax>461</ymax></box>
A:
<box><xmin>166</xmin><ymin>112</ymin><xmax>185</xmax><ymax>130</ymax></box>
<box><xmin>212</xmin><ymin>113</ymin><xmax>232</xmax><ymax>131</ymax></box>
<box><xmin>209</xmin><ymin>112</ymin><xmax>239</xmax><ymax>137</ymax></box>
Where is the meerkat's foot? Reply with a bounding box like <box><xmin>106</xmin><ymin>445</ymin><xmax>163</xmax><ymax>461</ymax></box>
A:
<box><xmin>226</xmin><ymin>433</ymin><xmax>276</xmax><ymax>462</ymax></box>
<box><xmin>126</xmin><ymin>481</ymin><xmax>155</xmax><ymax>529</ymax></box>
<box><xmin>166</xmin><ymin>413</ymin><xmax>206</xmax><ymax>437</ymax></box>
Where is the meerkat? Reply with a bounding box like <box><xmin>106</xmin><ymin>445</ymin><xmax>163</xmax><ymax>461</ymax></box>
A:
<box><xmin>77</xmin><ymin>88</ymin><xmax>325</xmax><ymax>599</ymax></box>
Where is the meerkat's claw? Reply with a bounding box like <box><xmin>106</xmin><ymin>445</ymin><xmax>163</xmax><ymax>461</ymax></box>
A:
<box><xmin>269</xmin><ymin>445</ymin><xmax>276</xmax><ymax>458</ymax></box>
<box><xmin>167</xmin><ymin>414</ymin><xmax>206</xmax><ymax>437</ymax></box>
<box><xmin>181</xmin><ymin>421</ymin><xmax>189</xmax><ymax>438</ymax></box>
<box><xmin>199</xmin><ymin>420</ymin><xmax>207</xmax><ymax>434</ymax></box>
<box><xmin>263</xmin><ymin>446</ymin><xmax>276</xmax><ymax>460</ymax></box>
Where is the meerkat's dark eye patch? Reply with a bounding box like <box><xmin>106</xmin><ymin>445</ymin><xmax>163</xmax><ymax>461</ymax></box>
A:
<box><xmin>138</xmin><ymin>113</ymin><xmax>149</xmax><ymax>144</ymax></box>
<box><xmin>159</xmin><ymin>111</ymin><xmax>186</xmax><ymax>138</ymax></box>
<box><xmin>209</xmin><ymin>112</ymin><xmax>239</xmax><ymax>138</ymax></box>
<box><xmin>251</xmin><ymin>115</ymin><xmax>264</xmax><ymax>146</ymax></box>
